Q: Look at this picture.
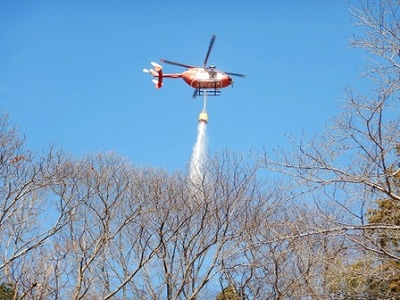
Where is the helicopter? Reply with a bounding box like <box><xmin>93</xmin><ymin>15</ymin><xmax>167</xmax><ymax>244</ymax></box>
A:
<box><xmin>143</xmin><ymin>35</ymin><xmax>245</xmax><ymax>98</ymax></box>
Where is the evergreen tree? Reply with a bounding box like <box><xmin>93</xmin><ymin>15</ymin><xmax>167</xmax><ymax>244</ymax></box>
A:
<box><xmin>0</xmin><ymin>283</ymin><xmax>16</xmax><ymax>300</ymax></box>
<box><xmin>216</xmin><ymin>286</ymin><xmax>244</xmax><ymax>300</ymax></box>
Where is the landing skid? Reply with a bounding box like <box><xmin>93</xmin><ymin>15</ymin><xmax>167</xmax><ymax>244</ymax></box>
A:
<box><xmin>193</xmin><ymin>89</ymin><xmax>221</xmax><ymax>98</ymax></box>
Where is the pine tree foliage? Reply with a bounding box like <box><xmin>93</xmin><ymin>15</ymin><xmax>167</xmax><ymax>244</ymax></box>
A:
<box><xmin>216</xmin><ymin>286</ymin><xmax>244</xmax><ymax>300</ymax></box>
<box><xmin>0</xmin><ymin>283</ymin><xmax>16</xmax><ymax>300</ymax></box>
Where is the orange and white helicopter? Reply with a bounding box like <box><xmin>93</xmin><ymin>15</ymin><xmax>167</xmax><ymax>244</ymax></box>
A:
<box><xmin>143</xmin><ymin>35</ymin><xmax>245</xmax><ymax>98</ymax></box>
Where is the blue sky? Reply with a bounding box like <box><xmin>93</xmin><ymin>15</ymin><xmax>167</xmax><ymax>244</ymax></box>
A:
<box><xmin>0</xmin><ymin>1</ymin><xmax>366</xmax><ymax>171</ymax></box>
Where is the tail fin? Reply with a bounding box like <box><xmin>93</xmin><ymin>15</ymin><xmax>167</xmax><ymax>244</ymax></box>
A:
<box><xmin>143</xmin><ymin>62</ymin><xmax>163</xmax><ymax>89</ymax></box>
<box><xmin>151</xmin><ymin>62</ymin><xmax>162</xmax><ymax>72</ymax></box>
<box><xmin>152</xmin><ymin>79</ymin><xmax>162</xmax><ymax>89</ymax></box>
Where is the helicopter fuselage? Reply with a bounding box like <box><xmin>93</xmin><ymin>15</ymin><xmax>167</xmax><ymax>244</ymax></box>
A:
<box><xmin>180</xmin><ymin>68</ymin><xmax>233</xmax><ymax>89</ymax></box>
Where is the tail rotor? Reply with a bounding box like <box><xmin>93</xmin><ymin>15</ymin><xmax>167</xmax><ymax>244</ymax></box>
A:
<box><xmin>143</xmin><ymin>62</ymin><xmax>163</xmax><ymax>89</ymax></box>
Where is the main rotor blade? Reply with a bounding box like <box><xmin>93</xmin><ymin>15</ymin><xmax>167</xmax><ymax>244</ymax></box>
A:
<box><xmin>192</xmin><ymin>89</ymin><xmax>199</xmax><ymax>99</ymax></box>
<box><xmin>160</xmin><ymin>59</ymin><xmax>194</xmax><ymax>69</ymax></box>
<box><xmin>203</xmin><ymin>35</ymin><xmax>216</xmax><ymax>68</ymax></box>
<box><xmin>226</xmin><ymin>71</ymin><xmax>246</xmax><ymax>78</ymax></box>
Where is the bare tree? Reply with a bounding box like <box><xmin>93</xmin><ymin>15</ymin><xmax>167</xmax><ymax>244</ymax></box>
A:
<box><xmin>0</xmin><ymin>114</ymin><xmax>76</xmax><ymax>298</ymax></box>
<box><xmin>218</xmin><ymin>188</ymin><xmax>349</xmax><ymax>299</ymax></box>
<box><xmin>261</xmin><ymin>0</ymin><xmax>400</xmax><ymax>298</ymax></box>
<box><xmin>48</xmin><ymin>154</ymin><xmax>172</xmax><ymax>299</ymax></box>
<box><xmin>134</xmin><ymin>151</ymin><xmax>275</xmax><ymax>299</ymax></box>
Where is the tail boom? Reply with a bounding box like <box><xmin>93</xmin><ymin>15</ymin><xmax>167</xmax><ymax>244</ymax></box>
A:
<box><xmin>143</xmin><ymin>62</ymin><xmax>182</xmax><ymax>89</ymax></box>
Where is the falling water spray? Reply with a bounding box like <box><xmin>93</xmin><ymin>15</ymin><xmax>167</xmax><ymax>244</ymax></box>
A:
<box><xmin>189</xmin><ymin>94</ymin><xmax>208</xmax><ymax>186</ymax></box>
